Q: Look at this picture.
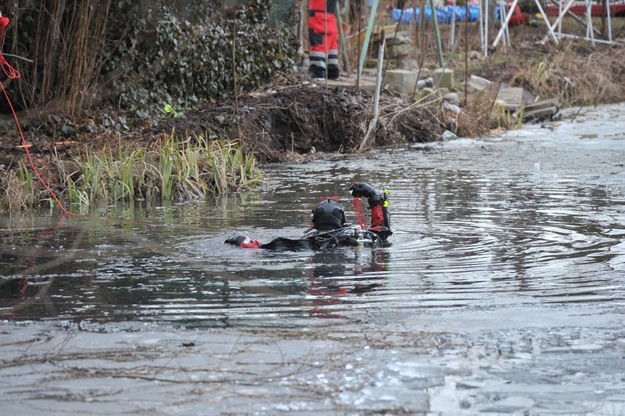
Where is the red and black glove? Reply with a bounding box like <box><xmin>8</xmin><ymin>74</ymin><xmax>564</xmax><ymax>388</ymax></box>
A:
<box><xmin>350</xmin><ymin>182</ymin><xmax>389</xmax><ymax>229</ymax></box>
<box><xmin>349</xmin><ymin>182</ymin><xmax>383</xmax><ymax>208</ymax></box>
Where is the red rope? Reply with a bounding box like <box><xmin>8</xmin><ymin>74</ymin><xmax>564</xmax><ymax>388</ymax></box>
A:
<box><xmin>1</xmin><ymin>15</ymin><xmax>77</xmax><ymax>217</ymax></box>
<box><xmin>0</xmin><ymin>16</ymin><xmax>17</xmax><ymax>79</ymax></box>
<box><xmin>352</xmin><ymin>197</ymin><xmax>367</xmax><ymax>230</ymax></box>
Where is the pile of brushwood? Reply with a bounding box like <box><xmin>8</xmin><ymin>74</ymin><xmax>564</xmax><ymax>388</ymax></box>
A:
<box><xmin>156</xmin><ymin>74</ymin><xmax>493</xmax><ymax>162</ymax></box>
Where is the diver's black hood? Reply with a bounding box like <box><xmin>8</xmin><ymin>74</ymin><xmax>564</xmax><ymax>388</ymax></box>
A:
<box><xmin>311</xmin><ymin>199</ymin><xmax>346</xmax><ymax>231</ymax></box>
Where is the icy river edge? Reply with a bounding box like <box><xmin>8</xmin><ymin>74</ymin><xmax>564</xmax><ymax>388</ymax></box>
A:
<box><xmin>2</xmin><ymin>304</ymin><xmax>625</xmax><ymax>415</ymax></box>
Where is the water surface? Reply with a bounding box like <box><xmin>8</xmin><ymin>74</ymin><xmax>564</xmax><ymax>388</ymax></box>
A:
<box><xmin>1</xmin><ymin>103</ymin><xmax>625</xmax><ymax>415</ymax></box>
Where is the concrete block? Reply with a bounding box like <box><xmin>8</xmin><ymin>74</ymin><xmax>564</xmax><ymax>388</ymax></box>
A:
<box><xmin>433</xmin><ymin>68</ymin><xmax>454</xmax><ymax>89</ymax></box>
<box><xmin>387</xmin><ymin>43</ymin><xmax>414</xmax><ymax>59</ymax></box>
<box><xmin>466</xmin><ymin>74</ymin><xmax>492</xmax><ymax>92</ymax></box>
<box><xmin>497</xmin><ymin>87</ymin><xmax>525</xmax><ymax>112</ymax></box>
<box><xmin>520</xmin><ymin>106</ymin><xmax>559</xmax><ymax>121</ymax></box>
<box><xmin>384</xmin><ymin>69</ymin><xmax>419</xmax><ymax>97</ymax></box>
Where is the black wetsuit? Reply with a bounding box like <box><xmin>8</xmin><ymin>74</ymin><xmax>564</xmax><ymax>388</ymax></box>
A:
<box><xmin>257</xmin><ymin>226</ymin><xmax>389</xmax><ymax>250</ymax></box>
<box><xmin>225</xmin><ymin>189</ymin><xmax>392</xmax><ymax>251</ymax></box>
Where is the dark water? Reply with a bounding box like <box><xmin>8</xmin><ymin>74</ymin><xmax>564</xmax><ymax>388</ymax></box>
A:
<box><xmin>2</xmin><ymin>105</ymin><xmax>625</xmax><ymax>415</ymax></box>
<box><xmin>2</xmin><ymin>106</ymin><xmax>625</xmax><ymax>329</ymax></box>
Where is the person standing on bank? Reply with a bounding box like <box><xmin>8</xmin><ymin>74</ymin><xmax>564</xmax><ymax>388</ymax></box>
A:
<box><xmin>308</xmin><ymin>0</ymin><xmax>340</xmax><ymax>80</ymax></box>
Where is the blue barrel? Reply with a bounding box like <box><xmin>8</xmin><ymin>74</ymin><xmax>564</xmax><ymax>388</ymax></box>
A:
<box><xmin>392</xmin><ymin>5</ymin><xmax>479</xmax><ymax>25</ymax></box>
<box><xmin>391</xmin><ymin>7</ymin><xmax>420</xmax><ymax>24</ymax></box>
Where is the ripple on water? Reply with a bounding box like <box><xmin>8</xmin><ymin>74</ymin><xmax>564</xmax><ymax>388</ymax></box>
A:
<box><xmin>1</xmin><ymin>131</ymin><xmax>625</xmax><ymax>327</ymax></box>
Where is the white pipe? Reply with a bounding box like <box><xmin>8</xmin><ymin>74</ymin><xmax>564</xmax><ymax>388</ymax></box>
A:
<box><xmin>492</xmin><ymin>0</ymin><xmax>518</xmax><ymax>48</ymax></box>
<box><xmin>358</xmin><ymin>33</ymin><xmax>385</xmax><ymax>151</ymax></box>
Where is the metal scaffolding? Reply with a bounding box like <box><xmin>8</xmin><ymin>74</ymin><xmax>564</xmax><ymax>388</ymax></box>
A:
<box><xmin>491</xmin><ymin>0</ymin><xmax>618</xmax><ymax>49</ymax></box>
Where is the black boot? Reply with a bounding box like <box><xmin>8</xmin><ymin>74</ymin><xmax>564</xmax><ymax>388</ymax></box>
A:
<box><xmin>309</xmin><ymin>64</ymin><xmax>326</xmax><ymax>80</ymax></box>
<box><xmin>327</xmin><ymin>66</ymin><xmax>340</xmax><ymax>80</ymax></box>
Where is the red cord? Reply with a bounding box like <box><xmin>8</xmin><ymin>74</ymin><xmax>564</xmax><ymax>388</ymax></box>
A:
<box><xmin>0</xmin><ymin>16</ymin><xmax>17</xmax><ymax>79</ymax></box>
<box><xmin>352</xmin><ymin>197</ymin><xmax>367</xmax><ymax>230</ymax></box>
<box><xmin>1</xmin><ymin>15</ymin><xmax>77</xmax><ymax>216</ymax></box>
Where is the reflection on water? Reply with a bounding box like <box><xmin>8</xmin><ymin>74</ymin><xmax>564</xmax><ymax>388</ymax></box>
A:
<box><xmin>2</xmin><ymin>119</ymin><xmax>625</xmax><ymax>328</ymax></box>
<box><xmin>0</xmin><ymin>210</ymin><xmax>392</xmax><ymax>328</ymax></box>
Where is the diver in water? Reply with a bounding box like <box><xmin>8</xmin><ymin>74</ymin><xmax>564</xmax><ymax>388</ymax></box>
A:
<box><xmin>225</xmin><ymin>182</ymin><xmax>392</xmax><ymax>250</ymax></box>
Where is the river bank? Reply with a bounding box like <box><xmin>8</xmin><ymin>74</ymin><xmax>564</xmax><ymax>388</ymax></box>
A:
<box><xmin>1</xmin><ymin>28</ymin><xmax>625</xmax><ymax>212</ymax></box>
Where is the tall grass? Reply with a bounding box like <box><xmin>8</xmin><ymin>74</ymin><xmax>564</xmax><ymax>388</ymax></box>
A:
<box><xmin>57</xmin><ymin>133</ymin><xmax>262</xmax><ymax>210</ymax></box>
<box><xmin>0</xmin><ymin>162</ymin><xmax>36</xmax><ymax>212</ymax></box>
<box><xmin>159</xmin><ymin>142</ymin><xmax>175</xmax><ymax>202</ymax></box>
<box><xmin>454</xmin><ymin>88</ymin><xmax>520</xmax><ymax>137</ymax></box>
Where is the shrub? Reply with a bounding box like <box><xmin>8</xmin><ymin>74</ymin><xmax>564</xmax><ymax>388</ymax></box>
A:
<box><xmin>106</xmin><ymin>0</ymin><xmax>299</xmax><ymax>116</ymax></box>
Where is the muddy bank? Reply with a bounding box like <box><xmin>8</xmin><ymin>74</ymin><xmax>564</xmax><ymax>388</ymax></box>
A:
<box><xmin>156</xmin><ymin>75</ymin><xmax>457</xmax><ymax>162</ymax></box>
